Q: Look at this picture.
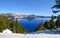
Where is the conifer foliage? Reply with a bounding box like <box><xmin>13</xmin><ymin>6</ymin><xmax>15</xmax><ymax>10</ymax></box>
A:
<box><xmin>0</xmin><ymin>16</ymin><xmax>28</xmax><ymax>33</ymax></box>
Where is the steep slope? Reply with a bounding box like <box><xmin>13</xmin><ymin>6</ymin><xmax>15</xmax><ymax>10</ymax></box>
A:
<box><xmin>0</xmin><ymin>16</ymin><xmax>28</xmax><ymax>33</ymax></box>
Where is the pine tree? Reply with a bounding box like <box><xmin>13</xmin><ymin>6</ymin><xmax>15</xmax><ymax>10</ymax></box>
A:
<box><xmin>0</xmin><ymin>16</ymin><xmax>10</xmax><ymax>32</ymax></box>
<box><xmin>0</xmin><ymin>16</ymin><xmax>28</xmax><ymax>33</ymax></box>
<box><xmin>34</xmin><ymin>22</ymin><xmax>46</xmax><ymax>32</ymax></box>
<box><xmin>11</xmin><ymin>18</ymin><xmax>28</xmax><ymax>33</ymax></box>
<box><xmin>49</xmin><ymin>20</ymin><xmax>57</xmax><ymax>30</ymax></box>
<box><xmin>55</xmin><ymin>15</ymin><xmax>60</xmax><ymax>28</ymax></box>
<box><xmin>43</xmin><ymin>21</ymin><xmax>50</xmax><ymax>29</ymax></box>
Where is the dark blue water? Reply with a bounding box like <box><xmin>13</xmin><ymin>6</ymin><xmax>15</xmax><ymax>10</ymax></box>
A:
<box><xmin>18</xmin><ymin>18</ymin><xmax>51</xmax><ymax>32</ymax></box>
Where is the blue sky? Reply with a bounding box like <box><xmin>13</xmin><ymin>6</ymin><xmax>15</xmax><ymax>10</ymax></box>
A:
<box><xmin>0</xmin><ymin>0</ymin><xmax>59</xmax><ymax>16</ymax></box>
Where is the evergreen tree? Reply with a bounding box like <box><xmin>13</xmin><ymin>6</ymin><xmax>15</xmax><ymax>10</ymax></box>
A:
<box><xmin>43</xmin><ymin>21</ymin><xmax>50</xmax><ymax>29</ymax></box>
<box><xmin>11</xmin><ymin>18</ymin><xmax>28</xmax><ymax>33</ymax></box>
<box><xmin>0</xmin><ymin>16</ymin><xmax>10</xmax><ymax>32</ymax></box>
<box><xmin>55</xmin><ymin>15</ymin><xmax>60</xmax><ymax>28</ymax></box>
<box><xmin>0</xmin><ymin>16</ymin><xmax>28</xmax><ymax>33</ymax></box>
<box><xmin>34</xmin><ymin>22</ymin><xmax>46</xmax><ymax>32</ymax></box>
<box><xmin>49</xmin><ymin>19</ymin><xmax>57</xmax><ymax>30</ymax></box>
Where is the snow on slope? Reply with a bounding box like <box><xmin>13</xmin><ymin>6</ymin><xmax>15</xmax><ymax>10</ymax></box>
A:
<box><xmin>0</xmin><ymin>33</ymin><xmax>60</xmax><ymax>38</ymax></box>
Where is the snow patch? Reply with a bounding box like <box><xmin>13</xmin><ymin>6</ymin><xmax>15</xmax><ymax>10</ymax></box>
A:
<box><xmin>2</xmin><ymin>29</ymin><xmax>12</xmax><ymax>34</ymax></box>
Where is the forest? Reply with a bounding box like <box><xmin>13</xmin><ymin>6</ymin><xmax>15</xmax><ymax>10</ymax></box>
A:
<box><xmin>0</xmin><ymin>14</ymin><xmax>60</xmax><ymax>33</ymax></box>
<box><xmin>0</xmin><ymin>16</ymin><xmax>28</xmax><ymax>33</ymax></box>
<box><xmin>34</xmin><ymin>15</ymin><xmax>60</xmax><ymax>32</ymax></box>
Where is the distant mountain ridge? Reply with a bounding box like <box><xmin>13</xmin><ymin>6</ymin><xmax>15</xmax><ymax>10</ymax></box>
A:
<box><xmin>0</xmin><ymin>13</ymin><xmax>56</xmax><ymax>19</ymax></box>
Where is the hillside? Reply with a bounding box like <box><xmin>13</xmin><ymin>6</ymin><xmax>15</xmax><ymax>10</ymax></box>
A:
<box><xmin>0</xmin><ymin>15</ymin><xmax>28</xmax><ymax>33</ymax></box>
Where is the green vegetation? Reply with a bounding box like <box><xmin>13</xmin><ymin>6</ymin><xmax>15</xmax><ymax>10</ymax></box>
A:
<box><xmin>34</xmin><ymin>22</ymin><xmax>46</xmax><ymax>32</ymax></box>
<box><xmin>43</xmin><ymin>21</ymin><xmax>50</xmax><ymax>30</ymax></box>
<box><xmin>0</xmin><ymin>14</ymin><xmax>60</xmax><ymax>32</ymax></box>
<box><xmin>34</xmin><ymin>15</ymin><xmax>60</xmax><ymax>32</ymax></box>
<box><xmin>37</xmin><ymin>0</ymin><xmax>60</xmax><ymax>32</ymax></box>
<box><xmin>49</xmin><ymin>19</ymin><xmax>57</xmax><ymax>30</ymax></box>
<box><xmin>55</xmin><ymin>15</ymin><xmax>60</xmax><ymax>28</ymax></box>
<box><xmin>0</xmin><ymin>16</ymin><xmax>28</xmax><ymax>33</ymax></box>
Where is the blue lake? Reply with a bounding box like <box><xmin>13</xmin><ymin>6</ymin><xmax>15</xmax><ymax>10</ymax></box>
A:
<box><xmin>18</xmin><ymin>18</ymin><xmax>51</xmax><ymax>32</ymax></box>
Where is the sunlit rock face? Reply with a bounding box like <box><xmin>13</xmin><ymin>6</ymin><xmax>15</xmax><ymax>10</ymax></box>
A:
<box><xmin>2</xmin><ymin>29</ymin><xmax>12</xmax><ymax>34</ymax></box>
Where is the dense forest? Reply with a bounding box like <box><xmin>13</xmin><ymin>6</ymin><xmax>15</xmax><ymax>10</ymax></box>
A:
<box><xmin>34</xmin><ymin>0</ymin><xmax>60</xmax><ymax>32</ymax></box>
<box><xmin>0</xmin><ymin>16</ymin><xmax>28</xmax><ymax>33</ymax></box>
<box><xmin>0</xmin><ymin>14</ymin><xmax>60</xmax><ymax>33</ymax></box>
<box><xmin>0</xmin><ymin>0</ymin><xmax>60</xmax><ymax>33</ymax></box>
<box><xmin>34</xmin><ymin>15</ymin><xmax>60</xmax><ymax>32</ymax></box>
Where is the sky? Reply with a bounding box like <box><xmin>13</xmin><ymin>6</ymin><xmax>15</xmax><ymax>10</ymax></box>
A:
<box><xmin>0</xmin><ymin>0</ymin><xmax>59</xmax><ymax>16</ymax></box>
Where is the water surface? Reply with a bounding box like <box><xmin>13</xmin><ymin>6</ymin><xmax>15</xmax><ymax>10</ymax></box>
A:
<box><xmin>18</xmin><ymin>18</ymin><xmax>51</xmax><ymax>32</ymax></box>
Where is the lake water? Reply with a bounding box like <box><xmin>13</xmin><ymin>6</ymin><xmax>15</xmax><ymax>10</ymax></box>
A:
<box><xmin>18</xmin><ymin>18</ymin><xmax>51</xmax><ymax>32</ymax></box>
